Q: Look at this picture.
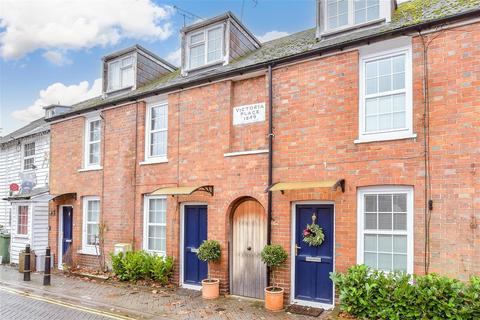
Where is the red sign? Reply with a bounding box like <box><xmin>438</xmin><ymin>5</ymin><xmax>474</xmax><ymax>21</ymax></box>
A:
<box><xmin>9</xmin><ymin>183</ymin><xmax>19</xmax><ymax>192</ymax></box>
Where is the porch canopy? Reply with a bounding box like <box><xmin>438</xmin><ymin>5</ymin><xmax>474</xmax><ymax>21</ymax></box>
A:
<box><xmin>150</xmin><ymin>185</ymin><xmax>214</xmax><ymax>196</ymax></box>
<box><xmin>266</xmin><ymin>179</ymin><xmax>345</xmax><ymax>193</ymax></box>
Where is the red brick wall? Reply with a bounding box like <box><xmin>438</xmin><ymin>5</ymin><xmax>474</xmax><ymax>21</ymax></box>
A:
<box><xmin>49</xmin><ymin>22</ymin><xmax>480</xmax><ymax>300</ymax></box>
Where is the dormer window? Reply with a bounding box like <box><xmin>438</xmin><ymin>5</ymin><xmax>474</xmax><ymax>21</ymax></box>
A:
<box><xmin>188</xmin><ymin>25</ymin><xmax>223</xmax><ymax>70</ymax></box>
<box><xmin>108</xmin><ymin>55</ymin><xmax>134</xmax><ymax>92</ymax></box>
<box><xmin>319</xmin><ymin>0</ymin><xmax>390</xmax><ymax>36</ymax></box>
<box><xmin>181</xmin><ymin>12</ymin><xmax>260</xmax><ymax>75</ymax></box>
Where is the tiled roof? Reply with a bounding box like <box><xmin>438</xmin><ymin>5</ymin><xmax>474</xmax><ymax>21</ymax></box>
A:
<box><xmin>0</xmin><ymin>117</ymin><xmax>49</xmax><ymax>145</ymax></box>
<box><xmin>49</xmin><ymin>0</ymin><xmax>480</xmax><ymax>120</ymax></box>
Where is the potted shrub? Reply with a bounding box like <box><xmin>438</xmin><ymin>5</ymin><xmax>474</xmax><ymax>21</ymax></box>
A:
<box><xmin>261</xmin><ymin>244</ymin><xmax>288</xmax><ymax>311</ymax></box>
<box><xmin>197</xmin><ymin>239</ymin><xmax>221</xmax><ymax>299</ymax></box>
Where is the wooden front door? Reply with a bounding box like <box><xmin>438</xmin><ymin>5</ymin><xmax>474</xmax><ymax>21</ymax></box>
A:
<box><xmin>231</xmin><ymin>199</ymin><xmax>267</xmax><ymax>299</ymax></box>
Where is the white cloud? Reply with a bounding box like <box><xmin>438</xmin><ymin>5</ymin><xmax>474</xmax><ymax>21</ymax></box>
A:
<box><xmin>166</xmin><ymin>48</ymin><xmax>181</xmax><ymax>66</ymax></box>
<box><xmin>0</xmin><ymin>0</ymin><xmax>174</xmax><ymax>60</ymax></box>
<box><xmin>42</xmin><ymin>50</ymin><xmax>72</xmax><ymax>66</ymax></box>
<box><xmin>256</xmin><ymin>31</ymin><xmax>290</xmax><ymax>43</ymax></box>
<box><xmin>11</xmin><ymin>79</ymin><xmax>102</xmax><ymax>122</ymax></box>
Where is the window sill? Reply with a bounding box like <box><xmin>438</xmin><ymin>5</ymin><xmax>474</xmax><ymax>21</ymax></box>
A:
<box><xmin>184</xmin><ymin>60</ymin><xmax>224</xmax><ymax>73</ymax></box>
<box><xmin>77</xmin><ymin>249</ymin><xmax>100</xmax><ymax>256</ymax></box>
<box><xmin>140</xmin><ymin>158</ymin><xmax>168</xmax><ymax>165</ymax></box>
<box><xmin>321</xmin><ymin>18</ymin><xmax>385</xmax><ymax>38</ymax></box>
<box><xmin>354</xmin><ymin>133</ymin><xmax>417</xmax><ymax>144</ymax></box>
<box><xmin>224</xmin><ymin>149</ymin><xmax>269</xmax><ymax>157</ymax></box>
<box><xmin>78</xmin><ymin>166</ymin><xmax>103</xmax><ymax>172</ymax></box>
<box><xmin>105</xmin><ymin>86</ymin><xmax>134</xmax><ymax>95</ymax></box>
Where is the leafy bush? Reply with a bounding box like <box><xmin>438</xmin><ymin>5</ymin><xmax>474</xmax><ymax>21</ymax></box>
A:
<box><xmin>261</xmin><ymin>244</ymin><xmax>288</xmax><ymax>289</ymax></box>
<box><xmin>197</xmin><ymin>240</ymin><xmax>221</xmax><ymax>262</ymax></box>
<box><xmin>110</xmin><ymin>250</ymin><xmax>174</xmax><ymax>283</ymax></box>
<box><xmin>331</xmin><ymin>265</ymin><xmax>480</xmax><ymax>320</ymax></box>
<box><xmin>197</xmin><ymin>240</ymin><xmax>221</xmax><ymax>280</ymax></box>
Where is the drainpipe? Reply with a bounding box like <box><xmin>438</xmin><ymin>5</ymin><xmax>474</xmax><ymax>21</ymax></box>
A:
<box><xmin>267</xmin><ymin>64</ymin><xmax>274</xmax><ymax>246</ymax></box>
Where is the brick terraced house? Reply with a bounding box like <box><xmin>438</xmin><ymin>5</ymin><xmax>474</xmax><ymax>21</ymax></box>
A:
<box><xmin>46</xmin><ymin>0</ymin><xmax>480</xmax><ymax>309</ymax></box>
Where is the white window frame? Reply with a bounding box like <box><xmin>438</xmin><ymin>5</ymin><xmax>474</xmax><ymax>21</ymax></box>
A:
<box><xmin>356</xmin><ymin>38</ymin><xmax>415</xmax><ymax>143</ymax></box>
<box><xmin>143</xmin><ymin>195</ymin><xmax>167</xmax><ymax>256</ymax></box>
<box><xmin>144</xmin><ymin>101</ymin><xmax>168</xmax><ymax>163</ymax></box>
<box><xmin>187</xmin><ymin>24</ymin><xmax>224</xmax><ymax>70</ymax></box>
<box><xmin>357</xmin><ymin>186</ymin><xmax>414</xmax><ymax>274</ymax></box>
<box><xmin>22</xmin><ymin>142</ymin><xmax>36</xmax><ymax>171</ymax></box>
<box><xmin>107</xmin><ymin>54</ymin><xmax>135</xmax><ymax>92</ymax></box>
<box><xmin>83</xmin><ymin>116</ymin><xmax>102</xmax><ymax>170</ymax></box>
<box><xmin>322</xmin><ymin>0</ymin><xmax>390</xmax><ymax>34</ymax></box>
<box><xmin>81</xmin><ymin>196</ymin><xmax>100</xmax><ymax>255</ymax></box>
<box><xmin>16</xmin><ymin>205</ymin><xmax>29</xmax><ymax>236</ymax></box>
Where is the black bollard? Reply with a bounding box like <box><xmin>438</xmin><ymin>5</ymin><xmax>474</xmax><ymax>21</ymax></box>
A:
<box><xmin>23</xmin><ymin>244</ymin><xmax>31</xmax><ymax>281</ymax></box>
<box><xmin>43</xmin><ymin>247</ymin><xmax>51</xmax><ymax>285</ymax></box>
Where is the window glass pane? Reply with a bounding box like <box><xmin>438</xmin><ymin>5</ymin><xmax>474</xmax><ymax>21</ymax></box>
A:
<box><xmin>366</xmin><ymin>79</ymin><xmax>377</xmax><ymax>95</ymax></box>
<box><xmin>364</xmin><ymin>252</ymin><xmax>377</xmax><ymax>268</ymax></box>
<box><xmin>367</xmin><ymin>4</ymin><xmax>379</xmax><ymax>21</ymax></box>
<box><xmin>150</xmin><ymin>131</ymin><xmax>167</xmax><ymax>157</ymax></box>
<box><xmin>378</xmin><ymin>95</ymin><xmax>392</xmax><ymax>114</ymax></box>
<box><xmin>378</xmin><ymin>253</ymin><xmax>392</xmax><ymax>271</ymax></box>
<box><xmin>109</xmin><ymin>61</ymin><xmax>121</xmax><ymax>90</ymax></box>
<box><xmin>87</xmin><ymin>224</ymin><xmax>99</xmax><ymax>245</ymax></box>
<box><xmin>365</xmin><ymin>115</ymin><xmax>377</xmax><ymax>132</ymax></box>
<box><xmin>364</xmin><ymin>234</ymin><xmax>377</xmax><ymax>251</ymax></box>
<box><xmin>393</xmin><ymin>94</ymin><xmax>405</xmax><ymax>112</ymax></box>
<box><xmin>393</xmin><ymin>235</ymin><xmax>407</xmax><ymax>253</ymax></box>
<box><xmin>365</xmin><ymin>195</ymin><xmax>377</xmax><ymax>212</ymax></box>
<box><xmin>190</xmin><ymin>44</ymin><xmax>205</xmax><ymax>68</ymax></box>
<box><xmin>378</xmin><ymin>75</ymin><xmax>392</xmax><ymax>92</ymax></box>
<box><xmin>365</xmin><ymin>212</ymin><xmax>377</xmax><ymax>229</ymax></box>
<box><xmin>392</xmin><ymin>55</ymin><xmax>405</xmax><ymax>73</ymax></box>
<box><xmin>24</xmin><ymin>143</ymin><xmax>35</xmax><ymax>156</ymax></box>
<box><xmin>393</xmin><ymin>194</ymin><xmax>407</xmax><ymax>212</ymax></box>
<box><xmin>148</xmin><ymin>199</ymin><xmax>166</xmax><ymax>224</ymax></box>
<box><xmin>151</xmin><ymin>105</ymin><xmax>167</xmax><ymax>130</ymax></box>
<box><xmin>378</xmin><ymin>194</ymin><xmax>392</xmax><ymax>212</ymax></box>
<box><xmin>89</xmin><ymin>142</ymin><xmax>100</xmax><ymax>165</ymax></box>
<box><xmin>122</xmin><ymin>66</ymin><xmax>134</xmax><ymax>87</ymax></box>
<box><xmin>378</xmin><ymin>212</ymin><xmax>392</xmax><ymax>230</ymax></box>
<box><xmin>327</xmin><ymin>0</ymin><xmax>348</xmax><ymax>29</ymax></box>
<box><xmin>122</xmin><ymin>56</ymin><xmax>133</xmax><ymax>67</ymax></box>
<box><xmin>24</xmin><ymin>158</ymin><xmax>35</xmax><ymax>170</ymax></box>
<box><xmin>89</xmin><ymin>120</ymin><xmax>101</xmax><ymax>142</ymax></box>
<box><xmin>378</xmin><ymin>113</ymin><xmax>392</xmax><ymax>131</ymax></box>
<box><xmin>393</xmin><ymin>212</ymin><xmax>406</xmax><ymax>230</ymax></box>
<box><xmin>378</xmin><ymin>235</ymin><xmax>392</xmax><ymax>252</ymax></box>
<box><xmin>355</xmin><ymin>9</ymin><xmax>366</xmax><ymax>24</ymax></box>
<box><xmin>207</xmin><ymin>27</ymin><xmax>222</xmax><ymax>62</ymax></box>
<box><xmin>393</xmin><ymin>254</ymin><xmax>407</xmax><ymax>271</ymax></box>
<box><xmin>393</xmin><ymin>72</ymin><xmax>405</xmax><ymax>90</ymax></box>
<box><xmin>190</xmin><ymin>32</ymin><xmax>204</xmax><ymax>44</ymax></box>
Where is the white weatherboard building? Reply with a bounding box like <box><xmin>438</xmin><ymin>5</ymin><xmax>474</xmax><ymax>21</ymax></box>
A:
<box><xmin>0</xmin><ymin>105</ymin><xmax>70</xmax><ymax>265</ymax></box>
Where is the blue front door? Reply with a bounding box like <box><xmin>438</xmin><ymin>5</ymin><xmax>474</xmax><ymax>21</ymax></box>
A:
<box><xmin>183</xmin><ymin>205</ymin><xmax>208</xmax><ymax>286</ymax></box>
<box><xmin>62</xmin><ymin>206</ymin><xmax>73</xmax><ymax>257</ymax></box>
<box><xmin>295</xmin><ymin>204</ymin><xmax>334</xmax><ymax>305</ymax></box>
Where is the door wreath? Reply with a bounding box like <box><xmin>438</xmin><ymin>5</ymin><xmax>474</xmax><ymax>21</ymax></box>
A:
<box><xmin>302</xmin><ymin>213</ymin><xmax>325</xmax><ymax>247</ymax></box>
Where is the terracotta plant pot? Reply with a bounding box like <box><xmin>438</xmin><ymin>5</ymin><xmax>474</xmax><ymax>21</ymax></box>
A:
<box><xmin>201</xmin><ymin>279</ymin><xmax>220</xmax><ymax>299</ymax></box>
<box><xmin>264</xmin><ymin>286</ymin><xmax>284</xmax><ymax>311</ymax></box>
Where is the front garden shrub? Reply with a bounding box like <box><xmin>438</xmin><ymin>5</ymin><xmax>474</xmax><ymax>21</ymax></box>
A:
<box><xmin>110</xmin><ymin>250</ymin><xmax>174</xmax><ymax>283</ymax></box>
<box><xmin>260</xmin><ymin>244</ymin><xmax>288</xmax><ymax>289</ymax></box>
<box><xmin>331</xmin><ymin>265</ymin><xmax>480</xmax><ymax>320</ymax></box>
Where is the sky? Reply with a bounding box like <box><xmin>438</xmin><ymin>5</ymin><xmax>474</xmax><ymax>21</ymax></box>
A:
<box><xmin>0</xmin><ymin>0</ymin><xmax>318</xmax><ymax>136</ymax></box>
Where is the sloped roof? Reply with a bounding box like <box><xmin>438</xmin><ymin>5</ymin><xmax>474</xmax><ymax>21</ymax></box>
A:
<box><xmin>47</xmin><ymin>0</ymin><xmax>480</xmax><ymax>121</ymax></box>
<box><xmin>0</xmin><ymin>117</ymin><xmax>49</xmax><ymax>145</ymax></box>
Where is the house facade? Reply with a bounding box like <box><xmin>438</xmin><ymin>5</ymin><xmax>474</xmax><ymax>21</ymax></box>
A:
<box><xmin>47</xmin><ymin>0</ymin><xmax>480</xmax><ymax>309</ymax></box>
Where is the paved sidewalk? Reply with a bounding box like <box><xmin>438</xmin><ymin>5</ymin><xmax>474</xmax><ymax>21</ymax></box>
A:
<box><xmin>0</xmin><ymin>266</ymin><xmax>334</xmax><ymax>320</ymax></box>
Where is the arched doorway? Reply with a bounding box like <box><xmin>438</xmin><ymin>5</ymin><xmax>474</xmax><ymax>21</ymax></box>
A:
<box><xmin>230</xmin><ymin>198</ymin><xmax>267</xmax><ymax>299</ymax></box>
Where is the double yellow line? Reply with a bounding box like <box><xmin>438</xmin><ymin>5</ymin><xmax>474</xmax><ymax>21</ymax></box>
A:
<box><xmin>0</xmin><ymin>285</ymin><xmax>135</xmax><ymax>320</ymax></box>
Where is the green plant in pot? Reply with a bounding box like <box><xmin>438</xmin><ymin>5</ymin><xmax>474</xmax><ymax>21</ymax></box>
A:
<box><xmin>197</xmin><ymin>239</ymin><xmax>221</xmax><ymax>299</ymax></box>
<box><xmin>261</xmin><ymin>244</ymin><xmax>288</xmax><ymax>311</ymax></box>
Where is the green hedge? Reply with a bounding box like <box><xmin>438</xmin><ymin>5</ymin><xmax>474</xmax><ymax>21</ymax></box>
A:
<box><xmin>331</xmin><ymin>265</ymin><xmax>480</xmax><ymax>320</ymax></box>
<box><xmin>110</xmin><ymin>251</ymin><xmax>174</xmax><ymax>284</ymax></box>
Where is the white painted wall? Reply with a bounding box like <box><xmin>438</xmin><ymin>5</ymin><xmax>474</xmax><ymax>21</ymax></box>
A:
<box><xmin>0</xmin><ymin>133</ymin><xmax>50</xmax><ymax>232</ymax></box>
<box><xmin>0</xmin><ymin>131</ymin><xmax>50</xmax><ymax>264</ymax></box>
